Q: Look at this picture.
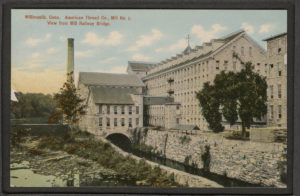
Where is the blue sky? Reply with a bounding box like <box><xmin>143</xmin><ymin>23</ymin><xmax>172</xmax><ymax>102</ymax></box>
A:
<box><xmin>11</xmin><ymin>9</ymin><xmax>287</xmax><ymax>94</ymax></box>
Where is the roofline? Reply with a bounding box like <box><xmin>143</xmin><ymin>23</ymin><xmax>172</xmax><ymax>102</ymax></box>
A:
<box><xmin>128</xmin><ymin>60</ymin><xmax>157</xmax><ymax>65</ymax></box>
<box><xmin>262</xmin><ymin>32</ymin><xmax>287</xmax><ymax>41</ymax></box>
<box><xmin>143</xmin><ymin>30</ymin><xmax>245</xmax><ymax>79</ymax></box>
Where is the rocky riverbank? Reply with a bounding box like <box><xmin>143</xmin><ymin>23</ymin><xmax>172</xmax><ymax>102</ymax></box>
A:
<box><xmin>10</xmin><ymin>129</ymin><xmax>179</xmax><ymax>187</ymax></box>
<box><xmin>10</xmin><ymin>141</ymin><xmax>135</xmax><ymax>187</ymax></box>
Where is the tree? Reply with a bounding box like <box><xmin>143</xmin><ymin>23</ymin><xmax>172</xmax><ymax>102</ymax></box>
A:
<box><xmin>53</xmin><ymin>73</ymin><xmax>86</xmax><ymax>124</ymax></box>
<box><xmin>10</xmin><ymin>92</ymin><xmax>56</xmax><ymax>119</ymax></box>
<box><xmin>196</xmin><ymin>62</ymin><xmax>267</xmax><ymax>137</ymax></box>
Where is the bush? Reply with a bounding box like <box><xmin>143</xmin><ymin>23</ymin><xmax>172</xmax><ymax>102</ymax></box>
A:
<box><xmin>225</xmin><ymin>130</ymin><xmax>249</xmax><ymax>140</ymax></box>
<box><xmin>179</xmin><ymin>135</ymin><xmax>191</xmax><ymax>145</ymax></box>
<box><xmin>201</xmin><ymin>145</ymin><xmax>211</xmax><ymax>172</ymax></box>
<box><xmin>28</xmin><ymin>148</ymin><xmax>46</xmax><ymax>155</ymax></box>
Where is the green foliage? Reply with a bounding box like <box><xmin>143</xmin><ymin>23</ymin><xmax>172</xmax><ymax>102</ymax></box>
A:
<box><xmin>184</xmin><ymin>155</ymin><xmax>192</xmax><ymax>165</ymax></box>
<box><xmin>36</xmin><ymin>129</ymin><xmax>179</xmax><ymax>187</ymax></box>
<box><xmin>196</xmin><ymin>62</ymin><xmax>267</xmax><ymax>136</ymax></box>
<box><xmin>10</xmin><ymin>93</ymin><xmax>56</xmax><ymax>120</ymax></box>
<box><xmin>179</xmin><ymin>135</ymin><xmax>191</xmax><ymax>145</ymax></box>
<box><xmin>53</xmin><ymin>73</ymin><xmax>86</xmax><ymax>124</ymax></box>
<box><xmin>10</xmin><ymin>128</ymin><xmax>30</xmax><ymax>148</ymax></box>
<box><xmin>201</xmin><ymin>145</ymin><xmax>211</xmax><ymax>172</ymax></box>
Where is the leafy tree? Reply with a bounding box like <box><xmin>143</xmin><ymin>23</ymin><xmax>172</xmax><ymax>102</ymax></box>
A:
<box><xmin>196</xmin><ymin>62</ymin><xmax>267</xmax><ymax>137</ymax></box>
<box><xmin>10</xmin><ymin>92</ymin><xmax>56</xmax><ymax>119</ymax></box>
<box><xmin>53</xmin><ymin>73</ymin><xmax>86</xmax><ymax>124</ymax></box>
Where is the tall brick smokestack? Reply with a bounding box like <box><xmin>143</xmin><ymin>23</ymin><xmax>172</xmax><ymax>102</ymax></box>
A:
<box><xmin>66</xmin><ymin>38</ymin><xmax>74</xmax><ymax>82</ymax></box>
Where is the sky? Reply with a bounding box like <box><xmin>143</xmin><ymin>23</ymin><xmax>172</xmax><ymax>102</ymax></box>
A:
<box><xmin>11</xmin><ymin>9</ymin><xmax>287</xmax><ymax>94</ymax></box>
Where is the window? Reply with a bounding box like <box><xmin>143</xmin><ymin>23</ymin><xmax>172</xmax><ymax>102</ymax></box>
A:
<box><xmin>176</xmin><ymin>105</ymin><xmax>180</xmax><ymax>110</ymax></box>
<box><xmin>233</xmin><ymin>62</ymin><xmax>237</xmax><ymax>71</ymax></box>
<box><xmin>176</xmin><ymin>118</ymin><xmax>179</xmax><ymax>124</ymax></box>
<box><xmin>249</xmin><ymin>47</ymin><xmax>252</xmax><ymax>56</ymax></box>
<box><xmin>278</xmin><ymin>105</ymin><xmax>282</xmax><ymax>118</ymax></box>
<box><xmin>106</xmin><ymin>118</ymin><xmax>110</xmax><ymax>127</ymax></box>
<box><xmin>270</xmin><ymin>105</ymin><xmax>274</xmax><ymax>119</ymax></box>
<box><xmin>278</xmin><ymin>48</ymin><xmax>281</xmax><ymax>53</ymax></box>
<box><xmin>99</xmin><ymin>105</ymin><xmax>102</xmax><ymax>114</ymax></box>
<box><xmin>128</xmin><ymin>118</ymin><xmax>132</xmax><ymax>127</ymax></box>
<box><xmin>232</xmin><ymin>45</ymin><xmax>236</xmax><ymax>51</ymax></box>
<box><xmin>121</xmin><ymin>106</ymin><xmax>125</xmax><ymax>114</ymax></box>
<box><xmin>99</xmin><ymin>118</ymin><xmax>102</xmax><ymax>126</ymax></box>
<box><xmin>113</xmin><ymin>118</ymin><xmax>117</xmax><ymax>126</ymax></box>
<box><xmin>278</xmin><ymin>71</ymin><xmax>282</xmax><ymax>76</ymax></box>
<box><xmin>136</xmin><ymin>106</ymin><xmax>139</xmax><ymax>114</ymax></box>
<box><xmin>224</xmin><ymin>61</ymin><xmax>228</xmax><ymax>70</ymax></box>
<box><xmin>241</xmin><ymin>46</ymin><xmax>244</xmax><ymax>56</ymax></box>
<box><xmin>278</xmin><ymin>84</ymin><xmax>282</xmax><ymax>98</ymax></box>
<box><xmin>107</xmin><ymin>105</ymin><xmax>110</xmax><ymax>114</ymax></box>
<box><xmin>216</xmin><ymin>60</ymin><xmax>220</xmax><ymax>70</ymax></box>
<box><xmin>113</xmin><ymin>106</ymin><xmax>117</xmax><ymax>114</ymax></box>
<box><xmin>121</xmin><ymin>118</ymin><xmax>125</xmax><ymax>127</ymax></box>
<box><xmin>136</xmin><ymin>118</ymin><xmax>139</xmax><ymax>126</ymax></box>
<box><xmin>128</xmin><ymin>106</ymin><xmax>132</xmax><ymax>115</ymax></box>
<box><xmin>270</xmin><ymin>85</ymin><xmax>274</xmax><ymax>99</ymax></box>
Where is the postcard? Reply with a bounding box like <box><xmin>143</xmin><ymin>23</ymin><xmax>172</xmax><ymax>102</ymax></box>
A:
<box><xmin>9</xmin><ymin>8</ymin><xmax>288</xmax><ymax>191</ymax></box>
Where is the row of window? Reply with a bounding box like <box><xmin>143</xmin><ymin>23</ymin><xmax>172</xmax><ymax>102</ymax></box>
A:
<box><xmin>233</xmin><ymin>46</ymin><xmax>252</xmax><ymax>57</ymax></box>
<box><xmin>99</xmin><ymin>117</ymin><xmax>139</xmax><ymax>127</ymax></box>
<box><xmin>99</xmin><ymin>105</ymin><xmax>139</xmax><ymax>115</ymax></box>
<box><xmin>269</xmin><ymin>84</ymin><xmax>282</xmax><ymax>99</ymax></box>
<box><xmin>269</xmin><ymin>105</ymin><xmax>282</xmax><ymax>119</ymax></box>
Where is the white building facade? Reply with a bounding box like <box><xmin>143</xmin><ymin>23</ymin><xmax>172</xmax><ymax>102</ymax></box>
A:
<box><xmin>77</xmin><ymin>72</ymin><xmax>144</xmax><ymax>135</ymax></box>
<box><xmin>142</xmin><ymin>30</ymin><xmax>269</xmax><ymax>130</ymax></box>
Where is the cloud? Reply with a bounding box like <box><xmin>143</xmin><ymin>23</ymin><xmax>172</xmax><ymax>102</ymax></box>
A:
<box><xmin>259</xmin><ymin>24</ymin><xmax>274</xmax><ymax>34</ymax></box>
<box><xmin>191</xmin><ymin>24</ymin><xmax>228</xmax><ymax>43</ymax></box>
<box><xmin>127</xmin><ymin>29</ymin><xmax>163</xmax><ymax>51</ymax></box>
<box><xmin>82</xmin><ymin>31</ymin><xmax>123</xmax><ymax>46</ymax></box>
<box><xmin>95</xmin><ymin>65</ymin><xmax>127</xmax><ymax>74</ymax></box>
<box><xmin>25</xmin><ymin>33</ymin><xmax>52</xmax><ymax>47</ymax></box>
<box><xmin>241</xmin><ymin>22</ymin><xmax>255</xmax><ymax>34</ymax></box>
<box><xmin>32</xmin><ymin>52</ymin><xmax>41</xmax><ymax>58</ymax></box>
<box><xmin>46</xmin><ymin>47</ymin><xmax>59</xmax><ymax>55</ymax></box>
<box><xmin>75</xmin><ymin>50</ymin><xmax>94</xmax><ymax>58</ymax></box>
<box><xmin>11</xmin><ymin>68</ymin><xmax>65</xmax><ymax>94</ymax></box>
<box><xmin>59</xmin><ymin>36</ymin><xmax>66</xmax><ymax>42</ymax></box>
<box><xmin>131</xmin><ymin>53</ymin><xmax>151</xmax><ymax>61</ymax></box>
<box><xmin>98</xmin><ymin>57</ymin><xmax>117</xmax><ymax>64</ymax></box>
<box><xmin>155</xmin><ymin>39</ymin><xmax>187</xmax><ymax>53</ymax></box>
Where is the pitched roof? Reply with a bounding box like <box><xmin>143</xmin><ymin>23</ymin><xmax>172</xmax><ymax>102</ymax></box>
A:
<box><xmin>90</xmin><ymin>86</ymin><xmax>136</xmax><ymax>104</ymax></box>
<box><xmin>219</xmin><ymin>30</ymin><xmax>244</xmax><ymax>42</ymax></box>
<box><xmin>143</xmin><ymin>30</ymin><xmax>245</xmax><ymax>80</ymax></box>
<box><xmin>172</xmin><ymin>124</ymin><xmax>200</xmax><ymax>130</ymax></box>
<box><xmin>262</xmin><ymin>32</ymin><xmax>287</xmax><ymax>41</ymax></box>
<box><xmin>128</xmin><ymin>61</ymin><xmax>157</xmax><ymax>72</ymax></box>
<box><xmin>79</xmin><ymin>72</ymin><xmax>145</xmax><ymax>87</ymax></box>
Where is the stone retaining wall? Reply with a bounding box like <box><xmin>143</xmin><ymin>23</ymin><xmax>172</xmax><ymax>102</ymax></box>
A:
<box><xmin>98</xmin><ymin>137</ymin><xmax>223</xmax><ymax>188</ymax></box>
<box><xmin>142</xmin><ymin>129</ymin><xmax>286</xmax><ymax>187</ymax></box>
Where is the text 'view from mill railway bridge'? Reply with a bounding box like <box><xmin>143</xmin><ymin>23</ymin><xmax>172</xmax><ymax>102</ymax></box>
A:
<box><xmin>10</xmin><ymin>9</ymin><xmax>287</xmax><ymax>188</ymax></box>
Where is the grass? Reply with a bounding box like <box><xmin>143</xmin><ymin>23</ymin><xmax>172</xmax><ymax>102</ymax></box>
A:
<box><xmin>34</xmin><ymin>129</ymin><xmax>179</xmax><ymax>187</ymax></box>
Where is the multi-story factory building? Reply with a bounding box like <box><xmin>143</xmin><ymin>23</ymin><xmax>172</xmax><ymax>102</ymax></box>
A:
<box><xmin>74</xmin><ymin>30</ymin><xmax>287</xmax><ymax>134</ymax></box>
<box><xmin>263</xmin><ymin>33</ymin><xmax>287</xmax><ymax>128</ymax></box>
<box><xmin>141</xmin><ymin>30</ymin><xmax>268</xmax><ymax>130</ymax></box>
<box><xmin>77</xmin><ymin>72</ymin><xmax>144</xmax><ymax>135</ymax></box>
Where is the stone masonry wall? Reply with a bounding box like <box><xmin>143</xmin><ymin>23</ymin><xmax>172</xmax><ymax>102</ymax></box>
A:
<box><xmin>143</xmin><ymin>129</ymin><xmax>286</xmax><ymax>187</ymax></box>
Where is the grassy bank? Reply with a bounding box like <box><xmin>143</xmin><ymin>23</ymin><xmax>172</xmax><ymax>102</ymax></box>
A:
<box><xmin>11</xmin><ymin>128</ymin><xmax>179</xmax><ymax>187</ymax></box>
